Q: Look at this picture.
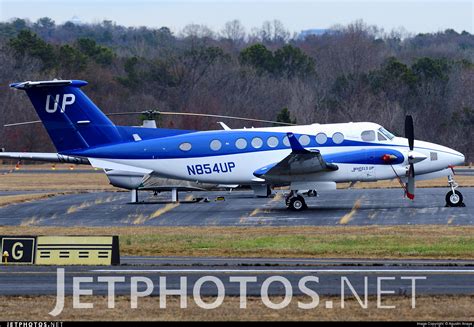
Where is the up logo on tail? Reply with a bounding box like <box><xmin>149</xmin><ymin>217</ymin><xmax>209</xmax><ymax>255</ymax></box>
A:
<box><xmin>45</xmin><ymin>94</ymin><xmax>75</xmax><ymax>113</ymax></box>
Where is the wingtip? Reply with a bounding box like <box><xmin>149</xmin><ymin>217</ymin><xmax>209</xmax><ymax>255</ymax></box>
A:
<box><xmin>286</xmin><ymin>132</ymin><xmax>307</xmax><ymax>153</ymax></box>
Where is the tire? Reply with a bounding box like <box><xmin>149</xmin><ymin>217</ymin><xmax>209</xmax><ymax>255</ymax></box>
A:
<box><xmin>288</xmin><ymin>195</ymin><xmax>307</xmax><ymax>211</ymax></box>
<box><xmin>445</xmin><ymin>190</ymin><xmax>463</xmax><ymax>207</ymax></box>
<box><xmin>307</xmin><ymin>190</ymin><xmax>317</xmax><ymax>197</ymax></box>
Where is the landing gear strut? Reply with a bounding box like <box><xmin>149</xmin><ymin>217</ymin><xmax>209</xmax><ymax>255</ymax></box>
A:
<box><xmin>285</xmin><ymin>191</ymin><xmax>308</xmax><ymax>211</ymax></box>
<box><xmin>445</xmin><ymin>175</ymin><xmax>465</xmax><ymax>207</ymax></box>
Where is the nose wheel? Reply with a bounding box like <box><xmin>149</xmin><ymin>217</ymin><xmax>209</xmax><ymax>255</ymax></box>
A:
<box><xmin>285</xmin><ymin>191</ymin><xmax>308</xmax><ymax>211</ymax></box>
<box><xmin>445</xmin><ymin>175</ymin><xmax>465</xmax><ymax>207</ymax></box>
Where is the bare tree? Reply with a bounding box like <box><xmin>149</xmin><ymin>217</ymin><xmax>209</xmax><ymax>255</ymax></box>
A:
<box><xmin>220</xmin><ymin>20</ymin><xmax>246</xmax><ymax>43</ymax></box>
<box><xmin>251</xmin><ymin>20</ymin><xmax>290</xmax><ymax>45</ymax></box>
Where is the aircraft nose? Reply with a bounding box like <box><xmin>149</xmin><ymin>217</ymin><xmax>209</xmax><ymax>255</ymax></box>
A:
<box><xmin>457</xmin><ymin>153</ymin><xmax>466</xmax><ymax>166</ymax></box>
<box><xmin>449</xmin><ymin>149</ymin><xmax>465</xmax><ymax>166</ymax></box>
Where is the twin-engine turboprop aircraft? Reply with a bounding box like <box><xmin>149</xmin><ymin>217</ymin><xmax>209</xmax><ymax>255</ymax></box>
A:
<box><xmin>9</xmin><ymin>79</ymin><xmax>466</xmax><ymax>210</ymax></box>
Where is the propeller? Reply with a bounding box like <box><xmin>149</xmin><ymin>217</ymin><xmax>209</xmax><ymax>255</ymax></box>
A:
<box><xmin>5</xmin><ymin>110</ymin><xmax>297</xmax><ymax>127</ymax></box>
<box><xmin>4</xmin><ymin>120</ymin><xmax>41</xmax><ymax>127</ymax></box>
<box><xmin>405</xmin><ymin>115</ymin><xmax>415</xmax><ymax>200</ymax></box>
<box><xmin>106</xmin><ymin>110</ymin><xmax>298</xmax><ymax>126</ymax></box>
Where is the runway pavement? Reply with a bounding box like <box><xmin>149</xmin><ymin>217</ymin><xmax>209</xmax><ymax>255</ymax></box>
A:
<box><xmin>0</xmin><ymin>188</ymin><xmax>471</xmax><ymax>226</ymax></box>
<box><xmin>0</xmin><ymin>257</ymin><xmax>473</xmax><ymax>296</ymax></box>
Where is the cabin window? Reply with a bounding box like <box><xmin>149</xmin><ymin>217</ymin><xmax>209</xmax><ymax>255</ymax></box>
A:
<box><xmin>251</xmin><ymin>137</ymin><xmax>263</xmax><ymax>149</ymax></box>
<box><xmin>361</xmin><ymin>130</ymin><xmax>376</xmax><ymax>141</ymax></box>
<box><xmin>210</xmin><ymin>139</ymin><xmax>222</xmax><ymax>151</ymax></box>
<box><xmin>282</xmin><ymin>136</ymin><xmax>290</xmax><ymax>147</ymax></box>
<box><xmin>267</xmin><ymin>136</ymin><xmax>279</xmax><ymax>148</ymax></box>
<box><xmin>315</xmin><ymin>133</ymin><xmax>327</xmax><ymax>144</ymax></box>
<box><xmin>430</xmin><ymin>152</ymin><xmax>438</xmax><ymax>161</ymax></box>
<box><xmin>235</xmin><ymin>138</ymin><xmax>247</xmax><ymax>150</ymax></box>
<box><xmin>179</xmin><ymin>142</ymin><xmax>192</xmax><ymax>152</ymax></box>
<box><xmin>299</xmin><ymin>135</ymin><xmax>310</xmax><ymax>146</ymax></box>
<box><xmin>332</xmin><ymin>132</ymin><xmax>345</xmax><ymax>144</ymax></box>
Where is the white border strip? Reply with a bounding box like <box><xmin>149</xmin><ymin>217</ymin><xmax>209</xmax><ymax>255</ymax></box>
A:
<box><xmin>92</xmin><ymin>269</ymin><xmax>474</xmax><ymax>273</ymax></box>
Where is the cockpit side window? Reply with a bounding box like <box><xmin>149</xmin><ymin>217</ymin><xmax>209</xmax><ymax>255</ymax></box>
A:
<box><xmin>378</xmin><ymin>127</ymin><xmax>395</xmax><ymax>140</ymax></box>
<box><xmin>361</xmin><ymin>130</ymin><xmax>376</xmax><ymax>141</ymax></box>
<box><xmin>377</xmin><ymin>132</ymin><xmax>387</xmax><ymax>141</ymax></box>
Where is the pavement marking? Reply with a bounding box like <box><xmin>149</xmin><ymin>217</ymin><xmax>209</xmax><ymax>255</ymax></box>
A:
<box><xmin>92</xmin><ymin>269</ymin><xmax>474</xmax><ymax>274</ymax></box>
<box><xmin>1</xmin><ymin>268</ymin><xmax>474</xmax><ymax>277</ymax></box>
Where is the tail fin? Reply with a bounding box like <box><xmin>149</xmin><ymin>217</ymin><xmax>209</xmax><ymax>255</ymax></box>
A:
<box><xmin>10</xmin><ymin>80</ymin><xmax>122</xmax><ymax>152</ymax></box>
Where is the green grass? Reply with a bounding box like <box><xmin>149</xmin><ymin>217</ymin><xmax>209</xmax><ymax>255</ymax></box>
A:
<box><xmin>2</xmin><ymin>226</ymin><xmax>474</xmax><ymax>259</ymax></box>
<box><xmin>117</xmin><ymin>229</ymin><xmax>474</xmax><ymax>259</ymax></box>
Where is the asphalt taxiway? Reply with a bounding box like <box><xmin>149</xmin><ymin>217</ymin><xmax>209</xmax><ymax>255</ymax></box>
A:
<box><xmin>0</xmin><ymin>188</ymin><xmax>471</xmax><ymax>226</ymax></box>
<box><xmin>0</xmin><ymin>257</ymin><xmax>473</xmax><ymax>296</ymax></box>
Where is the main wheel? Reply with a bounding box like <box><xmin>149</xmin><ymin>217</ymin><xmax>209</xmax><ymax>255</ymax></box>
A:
<box><xmin>288</xmin><ymin>195</ymin><xmax>307</xmax><ymax>211</ymax></box>
<box><xmin>307</xmin><ymin>190</ymin><xmax>317</xmax><ymax>197</ymax></box>
<box><xmin>445</xmin><ymin>190</ymin><xmax>464</xmax><ymax>207</ymax></box>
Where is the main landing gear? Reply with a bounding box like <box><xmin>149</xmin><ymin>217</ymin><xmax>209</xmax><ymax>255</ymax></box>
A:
<box><xmin>285</xmin><ymin>191</ymin><xmax>308</xmax><ymax>211</ymax></box>
<box><xmin>445</xmin><ymin>175</ymin><xmax>465</xmax><ymax>207</ymax></box>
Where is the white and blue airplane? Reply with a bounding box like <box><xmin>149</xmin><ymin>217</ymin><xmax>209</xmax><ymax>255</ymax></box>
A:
<box><xmin>9</xmin><ymin>79</ymin><xmax>466</xmax><ymax>210</ymax></box>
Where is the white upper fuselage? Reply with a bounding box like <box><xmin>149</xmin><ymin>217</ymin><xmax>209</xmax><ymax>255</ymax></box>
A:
<box><xmin>77</xmin><ymin>122</ymin><xmax>465</xmax><ymax>185</ymax></box>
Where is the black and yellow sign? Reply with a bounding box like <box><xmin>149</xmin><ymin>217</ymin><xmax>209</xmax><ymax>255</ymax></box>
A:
<box><xmin>0</xmin><ymin>236</ymin><xmax>119</xmax><ymax>265</ymax></box>
<box><xmin>0</xmin><ymin>236</ymin><xmax>36</xmax><ymax>264</ymax></box>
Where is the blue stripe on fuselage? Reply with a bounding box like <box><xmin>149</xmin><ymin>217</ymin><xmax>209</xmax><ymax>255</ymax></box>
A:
<box><xmin>65</xmin><ymin>130</ymin><xmax>403</xmax><ymax>163</ymax></box>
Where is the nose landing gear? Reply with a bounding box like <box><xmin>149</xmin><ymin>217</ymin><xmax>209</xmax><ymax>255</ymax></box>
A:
<box><xmin>445</xmin><ymin>175</ymin><xmax>465</xmax><ymax>207</ymax></box>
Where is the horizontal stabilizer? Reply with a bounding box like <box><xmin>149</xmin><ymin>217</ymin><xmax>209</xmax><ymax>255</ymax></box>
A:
<box><xmin>0</xmin><ymin>152</ymin><xmax>89</xmax><ymax>164</ymax></box>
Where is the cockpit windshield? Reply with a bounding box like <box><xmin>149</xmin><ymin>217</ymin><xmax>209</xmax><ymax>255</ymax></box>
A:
<box><xmin>378</xmin><ymin>127</ymin><xmax>395</xmax><ymax>140</ymax></box>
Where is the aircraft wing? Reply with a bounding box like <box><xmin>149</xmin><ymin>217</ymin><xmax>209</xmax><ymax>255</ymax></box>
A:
<box><xmin>253</xmin><ymin>133</ymin><xmax>338</xmax><ymax>179</ymax></box>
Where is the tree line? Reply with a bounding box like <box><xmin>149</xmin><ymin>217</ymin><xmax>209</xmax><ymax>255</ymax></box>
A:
<box><xmin>0</xmin><ymin>18</ymin><xmax>472</xmax><ymax>162</ymax></box>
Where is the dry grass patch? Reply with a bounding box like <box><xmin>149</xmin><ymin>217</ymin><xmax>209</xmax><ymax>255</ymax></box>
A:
<box><xmin>0</xmin><ymin>173</ymin><xmax>114</xmax><ymax>191</ymax></box>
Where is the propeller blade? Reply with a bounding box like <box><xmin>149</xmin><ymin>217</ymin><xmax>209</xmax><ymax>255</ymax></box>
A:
<box><xmin>405</xmin><ymin>115</ymin><xmax>414</xmax><ymax>151</ymax></box>
<box><xmin>105</xmin><ymin>112</ymin><xmax>144</xmax><ymax>116</ymax></box>
<box><xmin>106</xmin><ymin>110</ymin><xmax>297</xmax><ymax>126</ymax></box>
<box><xmin>4</xmin><ymin>120</ymin><xmax>41</xmax><ymax>127</ymax></box>
<box><xmin>7</xmin><ymin>111</ymin><xmax>297</xmax><ymax>128</ymax></box>
<box><xmin>406</xmin><ymin>163</ymin><xmax>415</xmax><ymax>200</ymax></box>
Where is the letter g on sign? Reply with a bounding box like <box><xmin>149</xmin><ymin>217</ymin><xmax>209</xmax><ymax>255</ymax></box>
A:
<box><xmin>12</xmin><ymin>242</ymin><xmax>24</xmax><ymax>260</ymax></box>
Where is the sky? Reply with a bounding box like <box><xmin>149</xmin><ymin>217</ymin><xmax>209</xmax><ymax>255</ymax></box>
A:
<box><xmin>0</xmin><ymin>0</ymin><xmax>473</xmax><ymax>35</ymax></box>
